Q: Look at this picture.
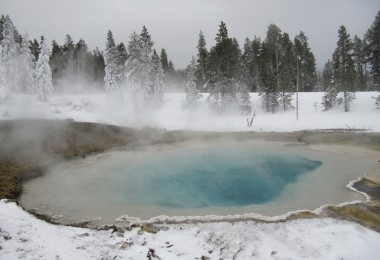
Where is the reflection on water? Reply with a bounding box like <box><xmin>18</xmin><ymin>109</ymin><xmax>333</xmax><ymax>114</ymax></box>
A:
<box><xmin>20</xmin><ymin>140</ymin><xmax>374</xmax><ymax>225</ymax></box>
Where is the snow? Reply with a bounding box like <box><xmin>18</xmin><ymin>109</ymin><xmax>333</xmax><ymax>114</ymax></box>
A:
<box><xmin>1</xmin><ymin>91</ymin><xmax>380</xmax><ymax>259</ymax></box>
<box><xmin>1</xmin><ymin>200</ymin><xmax>380</xmax><ymax>260</ymax></box>
<box><xmin>0</xmin><ymin>91</ymin><xmax>379</xmax><ymax>132</ymax></box>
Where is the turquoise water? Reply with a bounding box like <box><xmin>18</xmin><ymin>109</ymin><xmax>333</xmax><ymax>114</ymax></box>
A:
<box><xmin>21</xmin><ymin>140</ymin><xmax>373</xmax><ymax>223</ymax></box>
<box><xmin>111</xmin><ymin>148</ymin><xmax>322</xmax><ymax>208</ymax></box>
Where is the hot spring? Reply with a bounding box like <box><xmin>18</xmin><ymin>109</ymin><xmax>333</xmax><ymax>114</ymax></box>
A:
<box><xmin>20</xmin><ymin>139</ymin><xmax>374</xmax><ymax>225</ymax></box>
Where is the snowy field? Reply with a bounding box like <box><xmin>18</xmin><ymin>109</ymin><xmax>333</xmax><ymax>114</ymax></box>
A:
<box><xmin>1</xmin><ymin>91</ymin><xmax>380</xmax><ymax>259</ymax></box>
<box><xmin>0</xmin><ymin>91</ymin><xmax>379</xmax><ymax>132</ymax></box>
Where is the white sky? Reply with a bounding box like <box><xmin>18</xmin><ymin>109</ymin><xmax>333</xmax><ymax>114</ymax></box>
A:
<box><xmin>1</xmin><ymin>0</ymin><xmax>379</xmax><ymax>69</ymax></box>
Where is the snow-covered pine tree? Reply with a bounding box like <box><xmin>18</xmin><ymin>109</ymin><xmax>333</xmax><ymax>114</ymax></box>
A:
<box><xmin>0</xmin><ymin>44</ymin><xmax>10</xmax><ymax>101</ymax></box>
<box><xmin>183</xmin><ymin>56</ymin><xmax>202</xmax><ymax>111</ymax></box>
<box><xmin>104</xmin><ymin>30</ymin><xmax>121</xmax><ymax>93</ymax></box>
<box><xmin>0</xmin><ymin>15</ymin><xmax>19</xmax><ymax>91</ymax></box>
<box><xmin>18</xmin><ymin>33</ymin><xmax>35</xmax><ymax>94</ymax></box>
<box><xmin>34</xmin><ymin>37</ymin><xmax>53</xmax><ymax>102</ymax></box>
<box><xmin>29</xmin><ymin>39</ymin><xmax>40</xmax><ymax>64</ymax></box>
<box><xmin>151</xmin><ymin>49</ymin><xmax>165</xmax><ymax>108</ymax></box>
<box><xmin>125</xmin><ymin>27</ymin><xmax>154</xmax><ymax>111</ymax></box>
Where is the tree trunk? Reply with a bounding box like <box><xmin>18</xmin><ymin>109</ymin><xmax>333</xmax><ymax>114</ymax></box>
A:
<box><xmin>344</xmin><ymin>91</ymin><xmax>348</xmax><ymax>112</ymax></box>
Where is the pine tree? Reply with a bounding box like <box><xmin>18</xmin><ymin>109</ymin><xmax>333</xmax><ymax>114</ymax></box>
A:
<box><xmin>294</xmin><ymin>31</ymin><xmax>317</xmax><ymax>92</ymax></box>
<box><xmin>0</xmin><ymin>15</ymin><xmax>4</xmax><ymax>43</ymax></box>
<box><xmin>242</xmin><ymin>38</ymin><xmax>254</xmax><ymax>90</ymax></box>
<box><xmin>116</xmin><ymin>42</ymin><xmax>128</xmax><ymax>81</ymax></box>
<box><xmin>125</xmin><ymin>27</ymin><xmax>154</xmax><ymax>111</ymax></box>
<box><xmin>321</xmin><ymin>59</ymin><xmax>338</xmax><ymax>110</ymax></box>
<box><xmin>373</xmin><ymin>94</ymin><xmax>380</xmax><ymax>108</ymax></box>
<box><xmin>278</xmin><ymin>32</ymin><xmax>295</xmax><ymax>111</ymax></box>
<box><xmin>242</xmin><ymin>37</ymin><xmax>261</xmax><ymax>92</ymax></box>
<box><xmin>62</xmin><ymin>34</ymin><xmax>75</xmax><ymax>79</ymax></box>
<box><xmin>183</xmin><ymin>56</ymin><xmax>202</xmax><ymax>111</ymax></box>
<box><xmin>73</xmin><ymin>38</ymin><xmax>89</xmax><ymax>84</ymax></box>
<box><xmin>18</xmin><ymin>33</ymin><xmax>35</xmax><ymax>93</ymax></box>
<box><xmin>0</xmin><ymin>15</ymin><xmax>19</xmax><ymax>91</ymax></box>
<box><xmin>250</xmin><ymin>37</ymin><xmax>261</xmax><ymax>92</ymax></box>
<box><xmin>92</xmin><ymin>47</ymin><xmax>105</xmax><ymax>84</ymax></box>
<box><xmin>104</xmin><ymin>30</ymin><xmax>121</xmax><ymax>93</ymax></box>
<box><xmin>117</xmin><ymin>43</ymin><xmax>128</xmax><ymax>65</ymax></box>
<box><xmin>34</xmin><ymin>37</ymin><xmax>53</xmax><ymax>102</ymax></box>
<box><xmin>332</xmin><ymin>25</ymin><xmax>356</xmax><ymax>112</ymax></box>
<box><xmin>195</xmin><ymin>31</ymin><xmax>208</xmax><ymax>89</ymax></box>
<box><xmin>160</xmin><ymin>48</ymin><xmax>173</xmax><ymax>86</ymax></box>
<box><xmin>49</xmin><ymin>40</ymin><xmax>64</xmax><ymax>85</ymax></box>
<box><xmin>352</xmin><ymin>35</ymin><xmax>368</xmax><ymax>90</ymax></box>
<box><xmin>160</xmin><ymin>48</ymin><xmax>169</xmax><ymax>73</ymax></box>
<box><xmin>151</xmin><ymin>49</ymin><xmax>165</xmax><ymax>108</ymax></box>
<box><xmin>168</xmin><ymin>60</ymin><xmax>175</xmax><ymax>73</ymax></box>
<box><xmin>237</xmin><ymin>83</ymin><xmax>251</xmax><ymax>115</ymax></box>
<box><xmin>257</xmin><ymin>24</ymin><xmax>282</xmax><ymax>113</ymax></box>
<box><xmin>258</xmin><ymin>41</ymin><xmax>279</xmax><ymax>113</ymax></box>
<box><xmin>0</xmin><ymin>44</ymin><xmax>9</xmax><ymax>101</ymax></box>
<box><xmin>29</xmin><ymin>39</ymin><xmax>40</xmax><ymax>63</ymax></box>
<box><xmin>206</xmin><ymin>21</ymin><xmax>242</xmax><ymax>113</ymax></box>
<box><xmin>365</xmin><ymin>10</ymin><xmax>380</xmax><ymax>90</ymax></box>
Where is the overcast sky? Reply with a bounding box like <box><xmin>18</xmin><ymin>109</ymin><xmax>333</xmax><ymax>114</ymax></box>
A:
<box><xmin>2</xmin><ymin>0</ymin><xmax>380</xmax><ymax>69</ymax></box>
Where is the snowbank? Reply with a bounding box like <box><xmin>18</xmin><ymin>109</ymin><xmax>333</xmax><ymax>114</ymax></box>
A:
<box><xmin>1</xmin><ymin>200</ymin><xmax>380</xmax><ymax>259</ymax></box>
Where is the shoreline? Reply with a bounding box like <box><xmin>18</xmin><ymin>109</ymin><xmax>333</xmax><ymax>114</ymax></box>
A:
<box><xmin>1</xmin><ymin>119</ymin><xmax>380</xmax><ymax>231</ymax></box>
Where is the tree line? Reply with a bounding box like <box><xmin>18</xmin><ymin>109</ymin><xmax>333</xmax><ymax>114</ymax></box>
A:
<box><xmin>1</xmin><ymin>11</ymin><xmax>380</xmax><ymax>113</ymax></box>
<box><xmin>322</xmin><ymin>10</ymin><xmax>380</xmax><ymax>111</ymax></box>
<box><xmin>191</xmin><ymin>22</ymin><xmax>317</xmax><ymax>114</ymax></box>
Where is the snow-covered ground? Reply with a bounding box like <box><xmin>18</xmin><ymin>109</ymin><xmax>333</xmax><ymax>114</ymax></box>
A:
<box><xmin>0</xmin><ymin>91</ymin><xmax>379</xmax><ymax>132</ymax></box>
<box><xmin>1</xmin><ymin>91</ymin><xmax>380</xmax><ymax>259</ymax></box>
<box><xmin>1</xmin><ymin>200</ymin><xmax>380</xmax><ymax>260</ymax></box>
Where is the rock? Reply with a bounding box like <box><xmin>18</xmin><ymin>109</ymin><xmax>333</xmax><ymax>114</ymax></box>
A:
<box><xmin>120</xmin><ymin>241</ymin><xmax>133</xmax><ymax>250</ymax></box>
<box><xmin>201</xmin><ymin>256</ymin><xmax>210</xmax><ymax>260</ymax></box>
<box><xmin>141</xmin><ymin>224</ymin><xmax>158</xmax><ymax>234</ymax></box>
<box><xmin>52</xmin><ymin>214</ymin><xmax>63</xmax><ymax>220</ymax></box>
<box><xmin>147</xmin><ymin>248</ymin><xmax>160</xmax><ymax>259</ymax></box>
<box><xmin>1</xmin><ymin>230</ymin><xmax>11</xmax><ymax>241</ymax></box>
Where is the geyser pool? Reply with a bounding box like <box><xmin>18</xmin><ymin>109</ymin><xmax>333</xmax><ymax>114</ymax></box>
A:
<box><xmin>20</xmin><ymin>140</ymin><xmax>373</xmax><ymax>224</ymax></box>
<box><xmin>117</xmin><ymin>150</ymin><xmax>322</xmax><ymax>208</ymax></box>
